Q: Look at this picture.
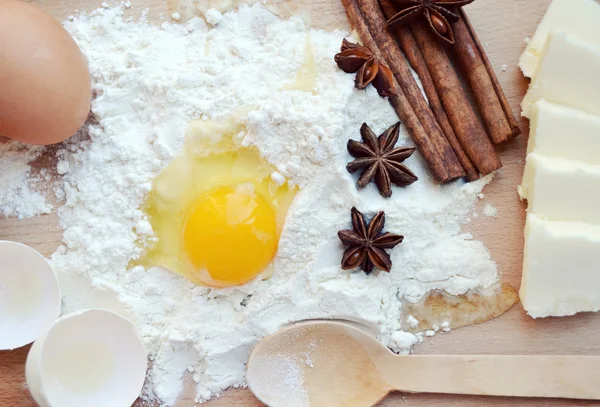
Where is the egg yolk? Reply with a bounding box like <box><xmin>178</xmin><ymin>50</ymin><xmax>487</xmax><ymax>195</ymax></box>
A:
<box><xmin>182</xmin><ymin>184</ymin><xmax>278</xmax><ymax>287</ymax></box>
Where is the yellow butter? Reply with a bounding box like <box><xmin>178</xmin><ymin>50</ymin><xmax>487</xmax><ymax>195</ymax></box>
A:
<box><xmin>526</xmin><ymin>100</ymin><xmax>600</xmax><ymax>165</ymax></box>
<box><xmin>519</xmin><ymin>153</ymin><xmax>600</xmax><ymax>224</ymax></box>
<box><xmin>522</xmin><ymin>31</ymin><xmax>600</xmax><ymax>118</ymax></box>
<box><xmin>521</xmin><ymin>214</ymin><xmax>600</xmax><ymax>318</ymax></box>
<box><xmin>519</xmin><ymin>0</ymin><xmax>600</xmax><ymax>78</ymax></box>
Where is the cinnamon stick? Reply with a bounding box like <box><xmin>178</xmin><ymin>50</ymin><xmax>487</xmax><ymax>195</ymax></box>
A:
<box><xmin>410</xmin><ymin>20</ymin><xmax>501</xmax><ymax>176</ymax></box>
<box><xmin>452</xmin><ymin>10</ymin><xmax>521</xmax><ymax>144</ymax></box>
<box><xmin>341</xmin><ymin>0</ymin><xmax>465</xmax><ymax>183</ymax></box>
<box><xmin>378</xmin><ymin>0</ymin><xmax>479</xmax><ymax>181</ymax></box>
<box><xmin>396</xmin><ymin>27</ymin><xmax>481</xmax><ymax>181</ymax></box>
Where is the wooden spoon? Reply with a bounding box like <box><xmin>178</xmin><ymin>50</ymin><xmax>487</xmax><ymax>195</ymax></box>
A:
<box><xmin>246</xmin><ymin>320</ymin><xmax>600</xmax><ymax>407</ymax></box>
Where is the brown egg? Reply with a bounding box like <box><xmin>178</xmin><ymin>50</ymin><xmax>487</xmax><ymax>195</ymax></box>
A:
<box><xmin>0</xmin><ymin>0</ymin><xmax>91</xmax><ymax>145</ymax></box>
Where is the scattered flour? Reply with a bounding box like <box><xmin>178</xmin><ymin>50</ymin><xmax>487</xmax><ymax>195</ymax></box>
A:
<box><xmin>2</xmin><ymin>4</ymin><xmax>500</xmax><ymax>406</ymax></box>
<box><xmin>390</xmin><ymin>331</ymin><xmax>419</xmax><ymax>352</ymax></box>
<box><xmin>248</xmin><ymin>355</ymin><xmax>309</xmax><ymax>407</ymax></box>
<box><xmin>484</xmin><ymin>203</ymin><xmax>499</xmax><ymax>217</ymax></box>
<box><xmin>205</xmin><ymin>8</ymin><xmax>224</xmax><ymax>26</ymax></box>
<box><xmin>0</xmin><ymin>140</ymin><xmax>52</xmax><ymax>219</ymax></box>
<box><xmin>406</xmin><ymin>314</ymin><xmax>419</xmax><ymax>329</ymax></box>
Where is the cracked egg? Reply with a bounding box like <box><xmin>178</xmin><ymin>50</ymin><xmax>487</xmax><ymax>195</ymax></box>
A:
<box><xmin>138</xmin><ymin>118</ymin><xmax>296</xmax><ymax>288</ymax></box>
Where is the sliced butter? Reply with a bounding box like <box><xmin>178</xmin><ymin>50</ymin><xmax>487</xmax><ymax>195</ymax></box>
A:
<box><xmin>519</xmin><ymin>153</ymin><xmax>600</xmax><ymax>224</ymax></box>
<box><xmin>519</xmin><ymin>0</ymin><xmax>600</xmax><ymax>78</ymax></box>
<box><xmin>527</xmin><ymin>100</ymin><xmax>600</xmax><ymax>164</ymax></box>
<box><xmin>521</xmin><ymin>31</ymin><xmax>600</xmax><ymax>118</ymax></box>
<box><xmin>521</xmin><ymin>214</ymin><xmax>600</xmax><ymax>318</ymax></box>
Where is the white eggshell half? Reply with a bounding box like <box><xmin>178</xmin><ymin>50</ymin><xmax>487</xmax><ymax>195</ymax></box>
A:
<box><xmin>0</xmin><ymin>241</ymin><xmax>61</xmax><ymax>350</ymax></box>
<box><xmin>26</xmin><ymin>309</ymin><xmax>147</xmax><ymax>407</ymax></box>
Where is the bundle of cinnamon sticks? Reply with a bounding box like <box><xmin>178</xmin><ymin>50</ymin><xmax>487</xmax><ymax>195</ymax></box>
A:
<box><xmin>339</xmin><ymin>0</ymin><xmax>520</xmax><ymax>183</ymax></box>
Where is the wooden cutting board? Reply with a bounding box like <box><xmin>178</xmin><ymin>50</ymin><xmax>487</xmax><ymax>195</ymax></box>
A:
<box><xmin>3</xmin><ymin>0</ymin><xmax>600</xmax><ymax>406</ymax></box>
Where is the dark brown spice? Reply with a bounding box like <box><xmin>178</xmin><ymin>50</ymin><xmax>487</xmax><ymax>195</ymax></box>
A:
<box><xmin>338</xmin><ymin>207</ymin><xmax>404</xmax><ymax>273</ymax></box>
<box><xmin>451</xmin><ymin>10</ymin><xmax>522</xmax><ymax>143</ymax></box>
<box><xmin>386</xmin><ymin>0</ymin><xmax>476</xmax><ymax>44</ymax></box>
<box><xmin>334</xmin><ymin>39</ymin><xmax>396</xmax><ymax>97</ymax></box>
<box><xmin>346</xmin><ymin>122</ymin><xmax>418</xmax><ymax>197</ymax></box>
<box><xmin>340</xmin><ymin>0</ymin><xmax>467</xmax><ymax>183</ymax></box>
<box><xmin>410</xmin><ymin>20</ymin><xmax>502</xmax><ymax>175</ymax></box>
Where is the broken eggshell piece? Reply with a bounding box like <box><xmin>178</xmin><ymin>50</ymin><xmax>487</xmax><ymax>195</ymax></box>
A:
<box><xmin>0</xmin><ymin>241</ymin><xmax>61</xmax><ymax>350</ymax></box>
<box><xmin>26</xmin><ymin>309</ymin><xmax>147</xmax><ymax>407</ymax></box>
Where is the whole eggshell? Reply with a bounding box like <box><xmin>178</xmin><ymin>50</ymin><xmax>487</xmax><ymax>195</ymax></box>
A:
<box><xmin>0</xmin><ymin>0</ymin><xmax>91</xmax><ymax>145</ymax></box>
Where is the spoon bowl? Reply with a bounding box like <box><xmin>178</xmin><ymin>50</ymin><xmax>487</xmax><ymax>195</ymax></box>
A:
<box><xmin>247</xmin><ymin>320</ymin><xmax>392</xmax><ymax>407</ymax></box>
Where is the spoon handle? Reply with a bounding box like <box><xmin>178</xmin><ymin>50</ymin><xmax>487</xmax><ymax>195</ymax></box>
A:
<box><xmin>383</xmin><ymin>355</ymin><xmax>600</xmax><ymax>399</ymax></box>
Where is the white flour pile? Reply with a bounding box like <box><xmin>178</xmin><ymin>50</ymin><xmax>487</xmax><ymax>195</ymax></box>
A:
<box><xmin>0</xmin><ymin>140</ymin><xmax>52</xmax><ymax>219</ymax></box>
<box><xmin>2</xmin><ymin>3</ymin><xmax>498</xmax><ymax>405</ymax></box>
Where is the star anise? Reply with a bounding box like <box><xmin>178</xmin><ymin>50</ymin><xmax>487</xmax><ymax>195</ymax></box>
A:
<box><xmin>338</xmin><ymin>207</ymin><xmax>404</xmax><ymax>273</ymax></box>
<box><xmin>387</xmin><ymin>0</ymin><xmax>476</xmax><ymax>44</ymax></box>
<box><xmin>346</xmin><ymin>122</ymin><xmax>418</xmax><ymax>198</ymax></box>
<box><xmin>334</xmin><ymin>39</ymin><xmax>396</xmax><ymax>97</ymax></box>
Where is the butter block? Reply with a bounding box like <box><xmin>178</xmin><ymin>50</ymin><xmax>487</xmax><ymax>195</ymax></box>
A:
<box><xmin>527</xmin><ymin>100</ymin><xmax>600</xmax><ymax>165</ymax></box>
<box><xmin>521</xmin><ymin>31</ymin><xmax>600</xmax><ymax>118</ymax></box>
<box><xmin>519</xmin><ymin>153</ymin><xmax>600</xmax><ymax>224</ymax></box>
<box><xmin>521</xmin><ymin>214</ymin><xmax>600</xmax><ymax>318</ymax></box>
<box><xmin>519</xmin><ymin>0</ymin><xmax>600</xmax><ymax>78</ymax></box>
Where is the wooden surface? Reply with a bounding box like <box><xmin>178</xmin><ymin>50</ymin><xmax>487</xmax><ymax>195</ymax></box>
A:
<box><xmin>3</xmin><ymin>0</ymin><xmax>600</xmax><ymax>406</ymax></box>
